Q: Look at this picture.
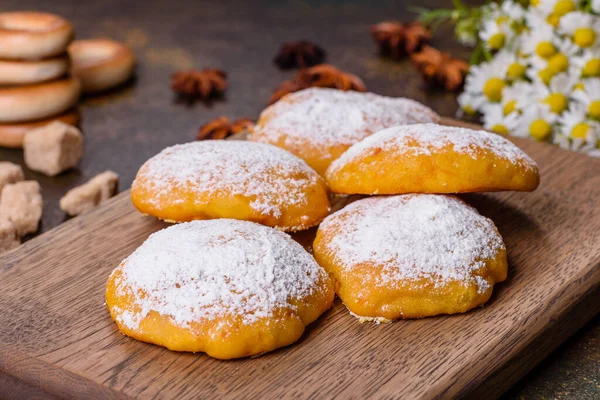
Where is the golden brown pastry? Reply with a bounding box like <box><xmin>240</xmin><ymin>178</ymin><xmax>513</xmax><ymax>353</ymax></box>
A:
<box><xmin>313</xmin><ymin>194</ymin><xmax>507</xmax><ymax>321</ymax></box>
<box><xmin>0</xmin><ymin>77</ymin><xmax>81</xmax><ymax>123</ymax></box>
<box><xmin>326</xmin><ymin>123</ymin><xmax>540</xmax><ymax>194</ymax></box>
<box><xmin>106</xmin><ymin>219</ymin><xmax>334</xmax><ymax>359</ymax></box>
<box><xmin>0</xmin><ymin>109</ymin><xmax>80</xmax><ymax>148</ymax></box>
<box><xmin>0</xmin><ymin>12</ymin><xmax>74</xmax><ymax>60</ymax></box>
<box><xmin>131</xmin><ymin>140</ymin><xmax>330</xmax><ymax>231</ymax></box>
<box><xmin>250</xmin><ymin>87</ymin><xmax>440</xmax><ymax>175</ymax></box>
<box><xmin>0</xmin><ymin>55</ymin><xmax>69</xmax><ymax>86</ymax></box>
<box><xmin>69</xmin><ymin>39</ymin><xmax>136</xmax><ymax>93</ymax></box>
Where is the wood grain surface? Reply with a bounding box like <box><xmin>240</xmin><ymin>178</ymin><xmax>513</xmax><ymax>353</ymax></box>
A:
<box><xmin>1</xmin><ymin>119</ymin><xmax>598</xmax><ymax>399</ymax></box>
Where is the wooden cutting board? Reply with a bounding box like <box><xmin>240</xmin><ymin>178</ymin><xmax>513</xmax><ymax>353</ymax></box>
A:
<box><xmin>1</xmin><ymin>118</ymin><xmax>599</xmax><ymax>400</ymax></box>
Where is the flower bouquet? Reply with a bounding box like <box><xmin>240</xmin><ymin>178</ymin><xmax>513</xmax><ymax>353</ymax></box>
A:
<box><xmin>420</xmin><ymin>0</ymin><xmax>600</xmax><ymax>156</ymax></box>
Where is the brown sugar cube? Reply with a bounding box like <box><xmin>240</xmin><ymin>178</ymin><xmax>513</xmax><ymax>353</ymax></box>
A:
<box><xmin>0</xmin><ymin>218</ymin><xmax>20</xmax><ymax>254</ymax></box>
<box><xmin>23</xmin><ymin>121</ymin><xmax>83</xmax><ymax>177</ymax></box>
<box><xmin>60</xmin><ymin>171</ymin><xmax>119</xmax><ymax>216</ymax></box>
<box><xmin>0</xmin><ymin>162</ymin><xmax>24</xmax><ymax>194</ymax></box>
<box><xmin>0</xmin><ymin>181</ymin><xmax>43</xmax><ymax>236</ymax></box>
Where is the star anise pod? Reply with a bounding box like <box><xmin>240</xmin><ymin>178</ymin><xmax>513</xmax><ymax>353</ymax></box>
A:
<box><xmin>268</xmin><ymin>64</ymin><xmax>366</xmax><ymax>104</ymax></box>
<box><xmin>410</xmin><ymin>46</ymin><xmax>469</xmax><ymax>91</ymax></box>
<box><xmin>274</xmin><ymin>40</ymin><xmax>326</xmax><ymax>69</ymax></box>
<box><xmin>371</xmin><ymin>21</ymin><xmax>431</xmax><ymax>59</ymax></box>
<box><xmin>171</xmin><ymin>69</ymin><xmax>227</xmax><ymax>102</ymax></box>
<box><xmin>197</xmin><ymin>116</ymin><xmax>254</xmax><ymax>140</ymax></box>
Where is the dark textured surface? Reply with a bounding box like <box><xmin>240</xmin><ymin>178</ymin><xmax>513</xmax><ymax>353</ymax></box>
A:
<box><xmin>0</xmin><ymin>0</ymin><xmax>597</xmax><ymax>398</ymax></box>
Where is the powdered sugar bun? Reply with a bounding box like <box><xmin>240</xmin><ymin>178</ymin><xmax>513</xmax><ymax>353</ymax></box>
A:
<box><xmin>0</xmin><ymin>12</ymin><xmax>74</xmax><ymax>60</ymax></box>
<box><xmin>0</xmin><ymin>55</ymin><xmax>69</xmax><ymax>85</ymax></box>
<box><xmin>106</xmin><ymin>219</ymin><xmax>334</xmax><ymax>358</ymax></box>
<box><xmin>131</xmin><ymin>140</ymin><xmax>330</xmax><ymax>231</ymax></box>
<box><xmin>313</xmin><ymin>194</ymin><xmax>507</xmax><ymax>321</ymax></box>
<box><xmin>326</xmin><ymin>123</ymin><xmax>540</xmax><ymax>194</ymax></box>
<box><xmin>250</xmin><ymin>87</ymin><xmax>440</xmax><ymax>175</ymax></box>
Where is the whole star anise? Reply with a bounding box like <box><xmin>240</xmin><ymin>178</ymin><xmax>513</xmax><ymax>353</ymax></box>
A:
<box><xmin>274</xmin><ymin>40</ymin><xmax>326</xmax><ymax>69</ymax></box>
<box><xmin>269</xmin><ymin>64</ymin><xmax>366</xmax><ymax>104</ymax></box>
<box><xmin>371</xmin><ymin>21</ymin><xmax>431</xmax><ymax>59</ymax></box>
<box><xmin>197</xmin><ymin>116</ymin><xmax>254</xmax><ymax>140</ymax></box>
<box><xmin>410</xmin><ymin>46</ymin><xmax>469</xmax><ymax>91</ymax></box>
<box><xmin>171</xmin><ymin>69</ymin><xmax>227</xmax><ymax>102</ymax></box>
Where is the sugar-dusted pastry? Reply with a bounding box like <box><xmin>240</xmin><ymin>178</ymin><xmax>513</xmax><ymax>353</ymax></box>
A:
<box><xmin>106</xmin><ymin>219</ymin><xmax>334</xmax><ymax>359</ymax></box>
<box><xmin>326</xmin><ymin>123</ymin><xmax>539</xmax><ymax>194</ymax></box>
<box><xmin>250</xmin><ymin>87</ymin><xmax>440</xmax><ymax>175</ymax></box>
<box><xmin>313</xmin><ymin>194</ymin><xmax>507</xmax><ymax>321</ymax></box>
<box><xmin>131</xmin><ymin>140</ymin><xmax>330</xmax><ymax>231</ymax></box>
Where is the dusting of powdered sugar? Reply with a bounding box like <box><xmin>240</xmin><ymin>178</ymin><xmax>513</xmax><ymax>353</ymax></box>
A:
<box><xmin>328</xmin><ymin>123</ymin><xmax>538</xmax><ymax>175</ymax></box>
<box><xmin>251</xmin><ymin>88</ymin><xmax>440</xmax><ymax>152</ymax></box>
<box><xmin>320</xmin><ymin>195</ymin><xmax>505</xmax><ymax>294</ymax></box>
<box><xmin>111</xmin><ymin>219</ymin><xmax>328</xmax><ymax>330</ymax></box>
<box><xmin>133</xmin><ymin>140</ymin><xmax>322</xmax><ymax>218</ymax></box>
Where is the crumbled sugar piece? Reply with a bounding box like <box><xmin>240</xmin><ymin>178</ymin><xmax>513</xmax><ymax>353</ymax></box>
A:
<box><xmin>134</xmin><ymin>140</ymin><xmax>321</xmax><ymax>217</ymax></box>
<box><xmin>60</xmin><ymin>171</ymin><xmax>119</xmax><ymax>216</ymax></box>
<box><xmin>0</xmin><ymin>218</ymin><xmax>20</xmax><ymax>253</ymax></box>
<box><xmin>328</xmin><ymin>123</ymin><xmax>538</xmax><ymax>175</ymax></box>
<box><xmin>0</xmin><ymin>181</ymin><xmax>43</xmax><ymax>236</ymax></box>
<box><xmin>0</xmin><ymin>162</ymin><xmax>24</xmax><ymax>194</ymax></box>
<box><xmin>112</xmin><ymin>219</ymin><xmax>328</xmax><ymax>329</ymax></box>
<box><xmin>23</xmin><ymin>121</ymin><xmax>83</xmax><ymax>176</ymax></box>
<box><xmin>252</xmin><ymin>87</ymin><xmax>440</xmax><ymax>157</ymax></box>
<box><xmin>319</xmin><ymin>194</ymin><xmax>504</xmax><ymax>293</ymax></box>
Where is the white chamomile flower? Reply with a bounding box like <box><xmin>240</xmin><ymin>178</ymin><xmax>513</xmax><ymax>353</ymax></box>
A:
<box><xmin>457</xmin><ymin>91</ymin><xmax>486</xmax><ymax>116</ymax></box>
<box><xmin>571</xmin><ymin>50</ymin><xmax>600</xmax><ymax>78</ymax></box>
<box><xmin>572</xmin><ymin>78</ymin><xmax>600</xmax><ymax>120</ymax></box>
<box><xmin>515</xmin><ymin>103</ymin><xmax>557</xmax><ymax>140</ymax></box>
<box><xmin>502</xmin><ymin>81</ymin><xmax>537</xmax><ymax>115</ymax></box>
<box><xmin>482</xmin><ymin>103</ymin><xmax>520</xmax><ymax>135</ymax></box>
<box><xmin>593</xmin><ymin>0</ymin><xmax>600</xmax><ymax>14</ymax></box>
<box><xmin>494</xmin><ymin>50</ymin><xmax>528</xmax><ymax>82</ymax></box>
<box><xmin>534</xmin><ymin>72</ymin><xmax>578</xmax><ymax>114</ymax></box>
<box><xmin>480</xmin><ymin>19</ymin><xmax>513</xmax><ymax>51</ymax></box>
<box><xmin>559</xmin><ymin>12</ymin><xmax>600</xmax><ymax>49</ymax></box>
<box><xmin>527</xmin><ymin>39</ymin><xmax>578</xmax><ymax>85</ymax></box>
<box><xmin>537</xmin><ymin>0</ymin><xmax>577</xmax><ymax>26</ymax></box>
<box><xmin>558</xmin><ymin>103</ymin><xmax>599</xmax><ymax>142</ymax></box>
<box><xmin>521</xmin><ymin>17</ymin><xmax>558</xmax><ymax>58</ymax></box>
<box><xmin>501</xmin><ymin>1</ymin><xmax>526</xmax><ymax>21</ymax></box>
<box><xmin>464</xmin><ymin>58</ymin><xmax>508</xmax><ymax>105</ymax></box>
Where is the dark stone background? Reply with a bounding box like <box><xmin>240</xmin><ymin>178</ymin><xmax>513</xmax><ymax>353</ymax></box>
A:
<box><xmin>0</xmin><ymin>0</ymin><xmax>597</xmax><ymax>398</ymax></box>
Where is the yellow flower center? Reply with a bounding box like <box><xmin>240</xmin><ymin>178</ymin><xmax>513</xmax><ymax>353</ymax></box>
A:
<box><xmin>582</xmin><ymin>58</ymin><xmax>600</xmax><ymax>77</ymax></box>
<box><xmin>544</xmin><ymin>93</ymin><xmax>568</xmax><ymax>114</ymax></box>
<box><xmin>538</xmin><ymin>68</ymin><xmax>556</xmax><ymax>85</ymax></box>
<box><xmin>547</xmin><ymin>14</ymin><xmax>561</xmax><ymax>28</ymax></box>
<box><xmin>491</xmin><ymin>124</ymin><xmax>509</xmax><ymax>135</ymax></box>
<box><xmin>571</xmin><ymin>123</ymin><xmax>590</xmax><ymax>139</ymax></box>
<box><xmin>574</xmin><ymin>28</ymin><xmax>597</xmax><ymax>48</ymax></box>
<box><xmin>548</xmin><ymin>53</ymin><xmax>569</xmax><ymax>73</ymax></box>
<box><xmin>529</xmin><ymin>119</ymin><xmax>552</xmax><ymax>141</ymax></box>
<box><xmin>535</xmin><ymin>41</ymin><xmax>557</xmax><ymax>59</ymax></box>
<box><xmin>496</xmin><ymin>16</ymin><xmax>510</xmax><ymax>25</ymax></box>
<box><xmin>483</xmin><ymin>78</ymin><xmax>505</xmax><ymax>102</ymax></box>
<box><xmin>503</xmin><ymin>100</ymin><xmax>518</xmax><ymax>115</ymax></box>
<box><xmin>553</xmin><ymin>0</ymin><xmax>575</xmax><ymax>16</ymax></box>
<box><xmin>463</xmin><ymin>105</ymin><xmax>476</xmax><ymax>115</ymax></box>
<box><xmin>530</xmin><ymin>0</ymin><xmax>540</xmax><ymax>6</ymax></box>
<box><xmin>507</xmin><ymin>62</ymin><xmax>527</xmax><ymax>80</ymax></box>
<box><xmin>574</xmin><ymin>82</ymin><xmax>585</xmax><ymax>90</ymax></box>
<box><xmin>588</xmin><ymin>100</ymin><xmax>600</xmax><ymax>119</ymax></box>
<box><xmin>488</xmin><ymin>33</ymin><xmax>506</xmax><ymax>50</ymax></box>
